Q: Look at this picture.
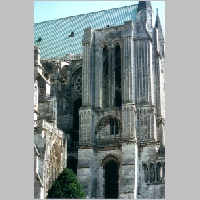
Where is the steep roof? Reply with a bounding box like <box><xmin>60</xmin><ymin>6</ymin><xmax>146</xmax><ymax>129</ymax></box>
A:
<box><xmin>34</xmin><ymin>4</ymin><xmax>138</xmax><ymax>60</ymax></box>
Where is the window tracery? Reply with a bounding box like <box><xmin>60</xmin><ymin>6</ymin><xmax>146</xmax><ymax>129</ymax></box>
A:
<box><xmin>143</xmin><ymin>162</ymin><xmax>165</xmax><ymax>184</ymax></box>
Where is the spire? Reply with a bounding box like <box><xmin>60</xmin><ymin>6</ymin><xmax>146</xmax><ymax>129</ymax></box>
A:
<box><xmin>137</xmin><ymin>1</ymin><xmax>152</xmax><ymax>12</ymax></box>
<box><xmin>155</xmin><ymin>8</ymin><xmax>161</xmax><ymax>28</ymax></box>
<box><xmin>155</xmin><ymin>8</ymin><xmax>164</xmax><ymax>41</ymax></box>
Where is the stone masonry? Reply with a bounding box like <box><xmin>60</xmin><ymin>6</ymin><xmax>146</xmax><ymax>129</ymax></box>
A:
<box><xmin>34</xmin><ymin>1</ymin><xmax>165</xmax><ymax>199</ymax></box>
<box><xmin>34</xmin><ymin>47</ymin><xmax>67</xmax><ymax>199</ymax></box>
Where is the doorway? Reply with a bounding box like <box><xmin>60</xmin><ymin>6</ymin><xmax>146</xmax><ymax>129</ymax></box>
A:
<box><xmin>104</xmin><ymin>160</ymin><xmax>119</xmax><ymax>199</ymax></box>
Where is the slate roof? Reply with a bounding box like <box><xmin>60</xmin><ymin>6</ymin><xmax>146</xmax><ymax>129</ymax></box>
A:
<box><xmin>34</xmin><ymin>4</ymin><xmax>138</xmax><ymax>60</ymax></box>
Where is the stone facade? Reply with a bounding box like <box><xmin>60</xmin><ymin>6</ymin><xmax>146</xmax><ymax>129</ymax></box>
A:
<box><xmin>34</xmin><ymin>47</ymin><xmax>67</xmax><ymax>199</ymax></box>
<box><xmin>34</xmin><ymin>1</ymin><xmax>165</xmax><ymax>199</ymax></box>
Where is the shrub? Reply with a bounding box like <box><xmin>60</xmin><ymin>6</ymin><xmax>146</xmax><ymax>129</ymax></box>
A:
<box><xmin>47</xmin><ymin>168</ymin><xmax>86</xmax><ymax>199</ymax></box>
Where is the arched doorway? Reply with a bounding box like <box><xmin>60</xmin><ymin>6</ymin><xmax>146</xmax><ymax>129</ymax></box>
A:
<box><xmin>104</xmin><ymin>159</ymin><xmax>119</xmax><ymax>199</ymax></box>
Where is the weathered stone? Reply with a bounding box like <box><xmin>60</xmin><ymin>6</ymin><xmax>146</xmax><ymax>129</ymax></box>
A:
<box><xmin>34</xmin><ymin>1</ymin><xmax>165</xmax><ymax>199</ymax></box>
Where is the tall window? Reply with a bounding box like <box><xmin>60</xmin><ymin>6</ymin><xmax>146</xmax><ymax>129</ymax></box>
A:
<box><xmin>156</xmin><ymin>162</ymin><xmax>161</xmax><ymax>182</ymax></box>
<box><xmin>102</xmin><ymin>46</ymin><xmax>109</xmax><ymax>108</ymax></box>
<box><xmin>110</xmin><ymin>119</ymin><xmax>119</xmax><ymax>135</ymax></box>
<box><xmin>143</xmin><ymin>162</ymin><xmax>165</xmax><ymax>184</ymax></box>
<box><xmin>143</xmin><ymin>163</ymin><xmax>148</xmax><ymax>182</ymax></box>
<box><xmin>115</xmin><ymin>45</ymin><xmax>122</xmax><ymax>107</ymax></box>
<box><xmin>150</xmin><ymin>163</ymin><xmax>155</xmax><ymax>182</ymax></box>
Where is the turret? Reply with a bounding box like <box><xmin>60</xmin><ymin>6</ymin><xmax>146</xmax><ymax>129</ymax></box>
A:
<box><xmin>136</xmin><ymin>1</ymin><xmax>154</xmax><ymax>29</ymax></box>
<box><xmin>155</xmin><ymin>8</ymin><xmax>165</xmax><ymax>60</ymax></box>
<box><xmin>137</xmin><ymin>1</ymin><xmax>152</xmax><ymax>12</ymax></box>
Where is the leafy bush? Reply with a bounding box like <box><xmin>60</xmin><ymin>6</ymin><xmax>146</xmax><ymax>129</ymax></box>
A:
<box><xmin>47</xmin><ymin>168</ymin><xmax>86</xmax><ymax>199</ymax></box>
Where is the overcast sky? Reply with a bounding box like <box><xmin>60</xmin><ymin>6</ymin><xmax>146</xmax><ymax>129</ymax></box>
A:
<box><xmin>34</xmin><ymin>1</ymin><xmax>165</xmax><ymax>33</ymax></box>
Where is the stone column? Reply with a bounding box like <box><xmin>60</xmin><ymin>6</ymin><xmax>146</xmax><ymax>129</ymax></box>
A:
<box><xmin>78</xmin><ymin>28</ymin><xmax>95</xmax><ymax>198</ymax></box>
<box><xmin>119</xmin><ymin>141</ymin><xmax>136</xmax><ymax>198</ymax></box>
<box><xmin>79</xmin><ymin>109</ymin><xmax>94</xmax><ymax>144</ymax></box>
<box><xmin>122</xmin><ymin>104</ymin><xmax>136</xmax><ymax>140</ymax></box>
<box><xmin>122</xmin><ymin>20</ymin><xmax>135</xmax><ymax>104</ymax></box>
<box><xmin>77</xmin><ymin>146</ymin><xmax>94</xmax><ymax>198</ymax></box>
<box><xmin>82</xmin><ymin>27</ymin><xmax>94</xmax><ymax>107</ymax></box>
<box><xmin>34</xmin><ymin>46</ymin><xmax>41</xmax><ymax>66</ymax></box>
<box><xmin>163</xmin><ymin>163</ymin><xmax>165</xmax><ymax>182</ymax></box>
<box><xmin>134</xmin><ymin>39</ymin><xmax>154</xmax><ymax>105</ymax></box>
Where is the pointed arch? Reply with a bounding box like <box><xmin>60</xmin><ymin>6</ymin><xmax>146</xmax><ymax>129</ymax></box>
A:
<box><xmin>150</xmin><ymin>163</ymin><xmax>155</xmax><ymax>183</ymax></box>
<box><xmin>102</xmin><ymin>154</ymin><xmax>120</xmax><ymax>199</ymax></box>
<box><xmin>102</xmin><ymin>45</ymin><xmax>110</xmax><ymax>108</ymax></box>
<box><xmin>156</xmin><ymin>162</ymin><xmax>161</xmax><ymax>182</ymax></box>
<box><xmin>95</xmin><ymin>115</ymin><xmax>122</xmax><ymax>135</ymax></box>
<box><xmin>143</xmin><ymin>163</ymin><xmax>148</xmax><ymax>182</ymax></box>
<box><xmin>114</xmin><ymin>44</ymin><xmax>122</xmax><ymax>107</ymax></box>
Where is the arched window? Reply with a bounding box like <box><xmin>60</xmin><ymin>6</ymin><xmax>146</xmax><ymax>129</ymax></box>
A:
<box><xmin>143</xmin><ymin>163</ymin><xmax>148</xmax><ymax>182</ymax></box>
<box><xmin>110</xmin><ymin>119</ymin><xmax>119</xmax><ymax>135</ymax></box>
<box><xmin>115</xmin><ymin>45</ymin><xmax>122</xmax><ymax>107</ymax></box>
<box><xmin>156</xmin><ymin>162</ymin><xmax>161</xmax><ymax>182</ymax></box>
<box><xmin>150</xmin><ymin>163</ymin><xmax>155</xmax><ymax>183</ymax></box>
<box><xmin>95</xmin><ymin>116</ymin><xmax>122</xmax><ymax>137</ymax></box>
<box><xmin>102</xmin><ymin>46</ymin><xmax>109</xmax><ymax>108</ymax></box>
<box><xmin>73</xmin><ymin>70</ymin><xmax>82</xmax><ymax>95</ymax></box>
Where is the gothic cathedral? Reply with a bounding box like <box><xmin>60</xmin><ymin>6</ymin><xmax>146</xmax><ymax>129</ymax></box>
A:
<box><xmin>34</xmin><ymin>1</ymin><xmax>165</xmax><ymax>199</ymax></box>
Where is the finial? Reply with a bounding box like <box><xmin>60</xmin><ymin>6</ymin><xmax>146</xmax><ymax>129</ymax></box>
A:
<box><xmin>156</xmin><ymin>8</ymin><xmax>158</xmax><ymax>15</ymax></box>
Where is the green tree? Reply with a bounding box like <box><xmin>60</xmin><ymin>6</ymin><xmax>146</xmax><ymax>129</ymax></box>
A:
<box><xmin>47</xmin><ymin>168</ymin><xmax>86</xmax><ymax>199</ymax></box>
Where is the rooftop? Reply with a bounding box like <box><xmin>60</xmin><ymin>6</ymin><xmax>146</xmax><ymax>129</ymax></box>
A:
<box><xmin>34</xmin><ymin>4</ymin><xmax>138</xmax><ymax>60</ymax></box>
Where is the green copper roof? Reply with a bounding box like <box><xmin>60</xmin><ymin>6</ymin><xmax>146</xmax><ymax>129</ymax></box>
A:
<box><xmin>34</xmin><ymin>4</ymin><xmax>138</xmax><ymax>60</ymax></box>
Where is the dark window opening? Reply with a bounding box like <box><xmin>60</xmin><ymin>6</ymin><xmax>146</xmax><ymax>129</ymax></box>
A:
<box><xmin>115</xmin><ymin>91</ymin><xmax>122</xmax><ymax>108</ymax></box>
<box><xmin>73</xmin><ymin>98</ymin><xmax>82</xmax><ymax>141</ymax></box>
<box><xmin>150</xmin><ymin>163</ymin><xmax>155</xmax><ymax>182</ymax></box>
<box><xmin>110</xmin><ymin>121</ymin><xmax>114</xmax><ymax>135</ymax></box>
<box><xmin>115</xmin><ymin>45</ymin><xmax>122</xmax><ymax>107</ymax></box>
<box><xmin>102</xmin><ymin>46</ymin><xmax>109</xmax><ymax>108</ymax></box>
<box><xmin>143</xmin><ymin>162</ymin><xmax>165</xmax><ymax>184</ymax></box>
<box><xmin>156</xmin><ymin>162</ymin><xmax>161</xmax><ymax>182</ymax></box>
<box><xmin>110</xmin><ymin>119</ymin><xmax>119</xmax><ymax>135</ymax></box>
<box><xmin>104</xmin><ymin>160</ymin><xmax>119</xmax><ymax>199</ymax></box>
<box><xmin>143</xmin><ymin>164</ymin><xmax>148</xmax><ymax>182</ymax></box>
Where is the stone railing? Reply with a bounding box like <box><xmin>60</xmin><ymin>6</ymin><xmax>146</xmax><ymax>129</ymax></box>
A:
<box><xmin>64</xmin><ymin>54</ymin><xmax>83</xmax><ymax>60</ymax></box>
<box><xmin>95</xmin><ymin>136</ymin><xmax>122</xmax><ymax>146</ymax></box>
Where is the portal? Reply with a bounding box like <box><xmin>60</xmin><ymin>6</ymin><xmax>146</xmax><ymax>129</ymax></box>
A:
<box><xmin>104</xmin><ymin>160</ymin><xmax>119</xmax><ymax>199</ymax></box>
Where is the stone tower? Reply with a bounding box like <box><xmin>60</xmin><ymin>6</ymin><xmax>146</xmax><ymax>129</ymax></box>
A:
<box><xmin>77</xmin><ymin>1</ymin><xmax>165</xmax><ymax>199</ymax></box>
<box><xmin>34</xmin><ymin>1</ymin><xmax>165</xmax><ymax>199</ymax></box>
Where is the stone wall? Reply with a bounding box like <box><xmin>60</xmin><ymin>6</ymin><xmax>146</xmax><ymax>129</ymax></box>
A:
<box><xmin>34</xmin><ymin>2</ymin><xmax>165</xmax><ymax>199</ymax></box>
<box><xmin>34</xmin><ymin>46</ymin><xmax>67</xmax><ymax>199</ymax></box>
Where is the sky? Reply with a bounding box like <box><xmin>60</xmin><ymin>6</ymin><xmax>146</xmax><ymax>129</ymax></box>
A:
<box><xmin>34</xmin><ymin>1</ymin><xmax>165</xmax><ymax>33</ymax></box>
